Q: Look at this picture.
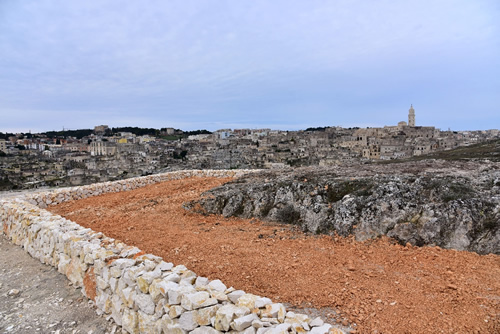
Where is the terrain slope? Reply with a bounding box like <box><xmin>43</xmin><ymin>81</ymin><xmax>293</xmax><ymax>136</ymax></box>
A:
<box><xmin>49</xmin><ymin>176</ymin><xmax>500</xmax><ymax>333</ymax></box>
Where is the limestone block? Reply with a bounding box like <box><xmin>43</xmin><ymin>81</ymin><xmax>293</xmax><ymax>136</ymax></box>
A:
<box><xmin>260</xmin><ymin>318</ymin><xmax>279</xmax><ymax>325</ymax></box>
<box><xmin>194</xmin><ymin>305</ymin><xmax>219</xmax><ymax>326</ymax></box>
<box><xmin>261</xmin><ymin>303</ymin><xmax>286</xmax><ymax>322</ymax></box>
<box><xmin>164</xmin><ymin>273</ymin><xmax>181</xmax><ymax>283</ymax></box>
<box><xmin>109</xmin><ymin>266</ymin><xmax>123</xmax><ymax>278</ymax></box>
<box><xmin>195</xmin><ymin>276</ymin><xmax>209</xmax><ymax>289</ymax></box>
<box><xmin>181</xmin><ymin>291</ymin><xmax>218</xmax><ymax>311</ymax></box>
<box><xmin>111</xmin><ymin>294</ymin><xmax>123</xmax><ymax>326</ymax></box>
<box><xmin>284</xmin><ymin>312</ymin><xmax>309</xmax><ymax>325</ymax></box>
<box><xmin>122</xmin><ymin>308</ymin><xmax>139</xmax><ymax>334</ymax></box>
<box><xmin>227</xmin><ymin>290</ymin><xmax>245</xmax><ymax>304</ymax></box>
<box><xmin>231</xmin><ymin>313</ymin><xmax>259</xmax><ymax>331</ymax></box>
<box><xmin>137</xmin><ymin>276</ymin><xmax>150</xmax><ymax>294</ymax></box>
<box><xmin>239</xmin><ymin>327</ymin><xmax>257</xmax><ymax>334</ymax></box>
<box><xmin>207</xmin><ymin>279</ymin><xmax>226</xmax><ymax>292</ymax></box>
<box><xmin>255</xmin><ymin>297</ymin><xmax>272</xmax><ymax>309</ymax></box>
<box><xmin>210</xmin><ymin>290</ymin><xmax>228</xmax><ymax>302</ymax></box>
<box><xmin>95</xmin><ymin>291</ymin><xmax>112</xmax><ymax>314</ymax></box>
<box><xmin>154</xmin><ymin>298</ymin><xmax>166</xmax><ymax>318</ymax></box>
<box><xmin>214</xmin><ymin>305</ymin><xmax>250</xmax><ymax>331</ymax></box>
<box><xmin>149</xmin><ymin>278</ymin><xmax>167</xmax><ymax>302</ymax></box>
<box><xmin>65</xmin><ymin>258</ymin><xmax>86</xmax><ymax>286</ymax></box>
<box><xmin>109</xmin><ymin>277</ymin><xmax>117</xmax><ymax>292</ymax></box>
<box><xmin>168</xmin><ymin>305</ymin><xmax>185</xmax><ymax>319</ymax></box>
<box><xmin>190</xmin><ymin>326</ymin><xmax>222</xmax><ymax>334</ymax></box>
<box><xmin>96</xmin><ymin>276</ymin><xmax>109</xmax><ymax>290</ymax></box>
<box><xmin>112</xmin><ymin>258</ymin><xmax>137</xmax><ymax>269</ymax></box>
<box><xmin>57</xmin><ymin>253</ymin><xmax>71</xmax><ymax>275</ymax></box>
<box><xmin>167</xmin><ymin>323</ymin><xmax>188</xmax><ymax>334</ymax></box>
<box><xmin>265</xmin><ymin>323</ymin><xmax>292</xmax><ymax>334</ymax></box>
<box><xmin>179</xmin><ymin>310</ymin><xmax>199</xmax><ymax>331</ymax></box>
<box><xmin>121</xmin><ymin>287</ymin><xmax>135</xmax><ymax>308</ymax></box>
<box><xmin>135</xmin><ymin>292</ymin><xmax>155</xmax><ymax>315</ymax></box>
<box><xmin>156</xmin><ymin>261</ymin><xmax>174</xmax><ymax>272</ymax></box>
<box><xmin>168</xmin><ymin>285</ymin><xmax>195</xmax><ymax>305</ymax></box>
<box><xmin>138</xmin><ymin>310</ymin><xmax>160</xmax><ymax>334</ymax></box>
<box><xmin>309</xmin><ymin>324</ymin><xmax>333</xmax><ymax>334</ymax></box>
<box><xmin>141</xmin><ymin>267</ymin><xmax>162</xmax><ymax>283</ymax></box>
<box><xmin>309</xmin><ymin>317</ymin><xmax>324</xmax><ymax>327</ymax></box>
<box><xmin>237</xmin><ymin>293</ymin><xmax>259</xmax><ymax>309</ymax></box>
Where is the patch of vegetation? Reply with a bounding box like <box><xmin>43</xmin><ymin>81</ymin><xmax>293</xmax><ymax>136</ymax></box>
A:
<box><xmin>377</xmin><ymin>138</ymin><xmax>500</xmax><ymax>164</ymax></box>
<box><xmin>315</xmin><ymin>224</ymin><xmax>334</xmax><ymax>235</ymax></box>
<box><xmin>441</xmin><ymin>182</ymin><xmax>476</xmax><ymax>202</ymax></box>
<box><xmin>305</xmin><ymin>126</ymin><xmax>329</xmax><ymax>132</ymax></box>
<box><xmin>43</xmin><ymin>129</ymin><xmax>93</xmax><ymax>139</ymax></box>
<box><xmin>259</xmin><ymin>202</ymin><xmax>274</xmax><ymax>217</ymax></box>
<box><xmin>326</xmin><ymin>180</ymin><xmax>373</xmax><ymax>202</ymax></box>
<box><xmin>0</xmin><ymin>177</ymin><xmax>14</xmax><ymax>190</ymax></box>
<box><xmin>276</xmin><ymin>204</ymin><xmax>301</xmax><ymax>225</ymax></box>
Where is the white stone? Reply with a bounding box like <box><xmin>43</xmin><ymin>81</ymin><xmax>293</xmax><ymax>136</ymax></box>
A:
<box><xmin>141</xmin><ymin>267</ymin><xmax>162</xmax><ymax>283</ymax></box>
<box><xmin>138</xmin><ymin>310</ymin><xmax>160</xmax><ymax>334</ymax></box>
<box><xmin>112</xmin><ymin>258</ymin><xmax>136</xmax><ymax>269</ymax></box>
<box><xmin>214</xmin><ymin>305</ymin><xmax>250</xmax><ymax>331</ymax></box>
<box><xmin>122</xmin><ymin>308</ymin><xmax>139</xmax><ymax>334</ymax></box>
<box><xmin>309</xmin><ymin>317</ymin><xmax>324</xmax><ymax>327</ymax></box>
<box><xmin>164</xmin><ymin>273</ymin><xmax>181</xmax><ymax>283</ymax></box>
<box><xmin>240</xmin><ymin>327</ymin><xmax>257</xmax><ymax>334</ymax></box>
<box><xmin>194</xmin><ymin>305</ymin><xmax>219</xmax><ymax>326</ymax></box>
<box><xmin>261</xmin><ymin>303</ymin><xmax>286</xmax><ymax>322</ymax></box>
<box><xmin>237</xmin><ymin>293</ymin><xmax>259</xmax><ymax>309</ymax></box>
<box><xmin>227</xmin><ymin>290</ymin><xmax>245</xmax><ymax>304</ymax></box>
<box><xmin>231</xmin><ymin>313</ymin><xmax>259</xmax><ymax>331</ymax></box>
<box><xmin>96</xmin><ymin>276</ymin><xmax>109</xmax><ymax>290</ymax></box>
<box><xmin>255</xmin><ymin>297</ymin><xmax>272</xmax><ymax>309</ymax></box>
<box><xmin>181</xmin><ymin>291</ymin><xmax>218</xmax><ymax>311</ymax></box>
<box><xmin>285</xmin><ymin>312</ymin><xmax>309</xmax><ymax>324</ymax></box>
<box><xmin>168</xmin><ymin>305</ymin><xmax>185</xmax><ymax>319</ymax></box>
<box><xmin>207</xmin><ymin>279</ymin><xmax>226</xmax><ymax>292</ymax></box>
<box><xmin>190</xmin><ymin>326</ymin><xmax>222</xmax><ymax>334</ymax></box>
<box><xmin>195</xmin><ymin>276</ymin><xmax>209</xmax><ymax>289</ymax></box>
<box><xmin>135</xmin><ymin>292</ymin><xmax>155</xmax><ymax>315</ymax></box>
<box><xmin>310</xmin><ymin>324</ymin><xmax>333</xmax><ymax>334</ymax></box>
<box><xmin>168</xmin><ymin>285</ymin><xmax>195</xmax><ymax>305</ymax></box>
<box><xmin>155</xmin><ymin>298</ymin><xmax>166</xmax><ymax>318</ymax></box>
<box><xmin>179</xmin><ymin>310</ymin><xmax>199</xmax><ymax>331</ymax></box>
<box><xmin>156</xmin><ymin>261</ymin><xmax>174</xmax><ymax>271</ymax></box>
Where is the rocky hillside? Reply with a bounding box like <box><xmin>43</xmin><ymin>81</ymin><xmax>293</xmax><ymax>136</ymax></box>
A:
<box><xmin>185</xmin><ymin>160</ymin><xmax>500</xmax><ymax>254</ymax></box>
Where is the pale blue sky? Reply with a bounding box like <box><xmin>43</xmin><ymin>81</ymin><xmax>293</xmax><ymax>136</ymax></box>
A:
<box><xmin>1</xmin><ymin>0</ymin><xmax>499</xmax><ymax>133</ymax></box>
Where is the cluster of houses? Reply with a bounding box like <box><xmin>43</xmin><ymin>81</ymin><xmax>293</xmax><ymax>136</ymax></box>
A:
<box><xmin>1</xmin><ymin>107</ymin><xmax>499</xmax><ymax>190</ymax></box>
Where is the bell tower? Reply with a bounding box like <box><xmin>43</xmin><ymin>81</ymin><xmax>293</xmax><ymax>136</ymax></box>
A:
<box><xmin>408</xmin><ymin>104</ymin><xmax>415</xmax><ymax>127</ymax></box>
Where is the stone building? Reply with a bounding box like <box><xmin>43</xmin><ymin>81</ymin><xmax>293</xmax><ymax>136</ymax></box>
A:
<box><xmin>408</xmin><ymin>104</ymin><xmax>415</xmax><ymax>127</ymax></box>
<box><xmin>0</xmin><ymin>139</ymin><xmax>6</xmax><ymax>153</ymax></box>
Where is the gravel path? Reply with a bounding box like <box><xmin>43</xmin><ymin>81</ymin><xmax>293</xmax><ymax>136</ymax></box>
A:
<box><xmin>0</xmin><ymin>235</ymin><xmax>118</xmax><ymax>334</ymax></box>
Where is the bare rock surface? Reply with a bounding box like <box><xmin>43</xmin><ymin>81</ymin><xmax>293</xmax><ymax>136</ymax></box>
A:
<box><xmin>0</xmin><ymin>235</ymin><xmax>117</xmax><ymax>334</ymax></box>
<box><xmin>186</xmin><ymin>160</ymin><xmax>500</xmax><ymax>254</ymax></box>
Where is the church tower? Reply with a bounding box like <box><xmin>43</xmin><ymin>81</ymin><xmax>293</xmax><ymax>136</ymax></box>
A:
<box><xmin>408</xmin><ymin>104</ymin><xmax>415</xmax><ymax>127</ymax></box>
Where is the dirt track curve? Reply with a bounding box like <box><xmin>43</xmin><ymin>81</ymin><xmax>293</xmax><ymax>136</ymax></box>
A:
<box><xmin>49</xmin><ymin>177</ymin><xmax>500</xmax><ymax>334</ymax></box>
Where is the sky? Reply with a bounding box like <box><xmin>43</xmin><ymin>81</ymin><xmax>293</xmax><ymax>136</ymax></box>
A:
<box><xmin>0</xmin><ymin>0</ymin><xmax>499</xmax><ymax>133</ymax></box>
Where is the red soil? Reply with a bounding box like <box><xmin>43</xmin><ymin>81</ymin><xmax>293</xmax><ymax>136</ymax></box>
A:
<box><xmin>49</xmin><ymin>177</ymin><xmax>500</xmax><ymax>333</ymax></box>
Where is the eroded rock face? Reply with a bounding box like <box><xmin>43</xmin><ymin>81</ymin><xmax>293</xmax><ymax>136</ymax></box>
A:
<box><xmin>186</xmin><ymin>160</ymin><xmax>500</xmax><ymax>254</ymax></box>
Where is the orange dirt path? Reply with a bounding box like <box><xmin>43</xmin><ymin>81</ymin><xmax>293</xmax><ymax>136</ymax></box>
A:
<box><xmin>49</xmin><ymin>177</ymin><xmax>500</xmax><ymax>333</ymax></box>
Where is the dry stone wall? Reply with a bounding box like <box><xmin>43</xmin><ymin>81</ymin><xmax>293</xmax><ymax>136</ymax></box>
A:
<box><xmin>0</xmin><ymin>170</ymin><xmax>344</xmax><ymax>334</ymax></box>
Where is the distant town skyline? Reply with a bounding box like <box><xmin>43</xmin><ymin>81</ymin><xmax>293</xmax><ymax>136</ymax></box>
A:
<box><xmin>1</xmin><ymin>1</ymin><xmax>499</xmax><ymax>133</ymax></box>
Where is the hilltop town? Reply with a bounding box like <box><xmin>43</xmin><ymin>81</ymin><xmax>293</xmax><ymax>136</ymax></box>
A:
<box><xmin>1</xmin><ymin>106</ymin><xmax>499</xmax><ymax>190</ymax></box>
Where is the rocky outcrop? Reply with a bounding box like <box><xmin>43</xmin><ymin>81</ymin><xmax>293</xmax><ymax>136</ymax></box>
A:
<box><xmin>186</xmin><ymin>160</ymin><xmax>500</xmax><ymax>254</ymax></box>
